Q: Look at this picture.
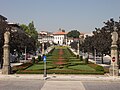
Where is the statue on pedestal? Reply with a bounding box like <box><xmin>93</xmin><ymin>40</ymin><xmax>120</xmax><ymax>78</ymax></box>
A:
<box><xmin>109</xmin><ymin>26</ymin><xmax>119</xmax><ymax>76</ymax></box>
<box><xmin>2</xmin><ymin>31</ymin><xmax>11</xmax><ymax>74</ymax></box>
<box><xmin>4</xmin><ymin>31</ymin><xmax>10</xmax><ymax>44</ymax></box>
<box><xmin>111</xmin><ymin>27</ymin><xmax>118</xmax><ymax>45</ymax></box>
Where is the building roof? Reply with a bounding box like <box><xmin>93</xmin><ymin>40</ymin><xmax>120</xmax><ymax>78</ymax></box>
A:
<box><xmin>8</xmin><ymin>23</ymin><xmax>20</xmax><ymax>28</ymax></box>
<box><xmin>53</xmin><ymin>31</ymin><xmax>67</xmax><ymax>35</ymax></box>
<box><xmin>0</xmin><ymin>15</ymin><xmax>7</xmax><ymax>20</ymax></box>
<box><xmin>80</xmin><ymin>32</ymin><xmax>85</xmax><ymax>35</ymax></box>
<box><xmin>39</xmin><ymin>31</ymin><xmax>47</xmax><ymax>35</ymax></box>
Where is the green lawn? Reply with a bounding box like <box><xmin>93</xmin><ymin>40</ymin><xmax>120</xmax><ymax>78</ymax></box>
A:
<box><xmin>26</xmin><ymin>64</ymin><xmax>44</xmax><ymax>70</ymax></box>
<box><xmin>16</xmin><ymin>46</ymin><xmax>104</xmax><ymax>74</ymax></box>
<box><xmin>68</xmin><ymin>65</ymin><xmax>95</xmax><ymax>71</ymax></box>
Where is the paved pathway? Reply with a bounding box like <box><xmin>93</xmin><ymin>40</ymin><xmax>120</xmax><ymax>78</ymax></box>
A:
<box><xmin>41</xmin><ymin>80</ymin><xmax>120</xmax><ymax>90</ymax></box>
<box><xmin>83</xmin><ymin>81</ymin><xmax>120</xmax><ymax>90</ymax></box>
<box><xmin>0</xmin><ymin>74</ymin><xmax>120</xmax><ymax>90</ymax></box>
<box><xmin>0</xmin><ymin>74</ymin><xmax>120</xmax><ymax>81</ymax></box>
<box><xmin>41</xmin><ymin>81</ymin><xmax>85</xmax><ymax>90</ymax></box>
<box><xmin>0</xmin><ymin>80</ymin><xmax>45</xmax><ymax>90</ymax></box>
<box><xmin>0</xmin><ymin>79</ymin><xmax>120</xmax><ymax>90</ymax></box>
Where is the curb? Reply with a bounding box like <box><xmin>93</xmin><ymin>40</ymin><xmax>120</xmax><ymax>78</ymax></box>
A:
<box><xmin>0</xmin><ymin>74</ymin><xmax>120</xmax><ymax>81</ymax></box>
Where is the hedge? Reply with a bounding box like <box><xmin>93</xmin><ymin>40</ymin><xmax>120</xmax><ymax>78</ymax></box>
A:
<box><xmin>12</xmin><ymin>62</ymin><xmax>33</xmax><ymax>73</ymax></box>
<box><xmin>16</xmin><ymin>69</ymin><xmax>104</xmax><ymax>75</ymax></box>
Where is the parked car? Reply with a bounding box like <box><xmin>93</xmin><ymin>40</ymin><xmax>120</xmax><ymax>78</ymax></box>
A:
<box><xmin>19</xmin><ymin>53</ymin><xmax>31</xmax><ymax>60</ymax></box>
<box><xmin>10</xmin><ymin>53</ymin><xmax>17</xmax><ymax>63</ymax></box>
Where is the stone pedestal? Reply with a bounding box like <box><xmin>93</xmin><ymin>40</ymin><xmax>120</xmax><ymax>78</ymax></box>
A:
<box><xmin>109</xmin><ymin>45</ymin><xmax>119</xmax><ymax>76</ymax></box>
<box><xmin>109</xmin><ymin>65</ymin><xmax>119</xmax><ymax>76</ymax></box>
<box><xmin>2</xmin><ymin>31</ymin><xmax>11</xmax><ymax>74</ymax></box>
<box><xmin>109</xmin><ymin>28</ymin><xmax>119</xmax><ymax>76</ymax></box>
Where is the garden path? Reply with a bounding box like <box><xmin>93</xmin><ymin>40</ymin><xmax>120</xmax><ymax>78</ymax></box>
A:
<box><xmin>55</xmin><ymin>49</ymin><xmax>65</xmax><ymax>65</ymax></box>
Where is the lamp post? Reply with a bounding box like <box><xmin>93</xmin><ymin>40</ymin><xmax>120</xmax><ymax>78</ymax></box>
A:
<box><xmin>94</xmin><ymin>48</ymin><xmax>96</xmax><ymax>64</ymax></box>
<box><xmin>42</xmin><ymin>40</ymin><xmax>47</xmax><ymax>78</ymax></box>
<box><xmin>43</xmin><ymin>55</ymin><xmax>47</xmax><ymax>78</ymax></box>
<box><xmin>25</xmin><ymin>46</ymin><xmax>27</xmax><ymax>61</ymax></box>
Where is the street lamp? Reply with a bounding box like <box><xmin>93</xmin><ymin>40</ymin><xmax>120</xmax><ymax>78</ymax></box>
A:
<box><xmin>94</xmin><ymin>48</ymin><xmax>96</xmax><ymax>64</ymax></box>
<box><xmin>25</xmin><ymin>46</ymin><xmax>27</xmax><ymax>61</ymax></box>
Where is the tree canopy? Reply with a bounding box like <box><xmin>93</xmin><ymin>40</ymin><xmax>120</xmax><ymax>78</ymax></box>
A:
<box><xmin>67</xmin><ymin>30</ymin><xmax>80</xmax><ymax>38</ymax></box>
<box><xmin>0</xmin><ymin>21</ymin><xmax>38</xmax><ymax>60</ymax></box>
<box><xmin>20</xmin><ymin>21</ymin><xmax>38</xmax><ymax>41</ymax></box>
<box><xmin>81</xmin><ymin>18</ymin><xmax>120</xmax><ymax>63</ymax></box>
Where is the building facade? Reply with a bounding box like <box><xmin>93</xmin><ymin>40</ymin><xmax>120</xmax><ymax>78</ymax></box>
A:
<box><xmin>38</xmin><ymin>29</ymin><xmax>86</xmax><ymax>46</ymax></box>
<box><xmin>38</xmin><ymin>31</ymin><xmax>54</xmax><ymax>44</ymax></box>
<box><xmin>53</xmin><ymin>29</ymin><xmax>67</xmax><ymax>45</ymax></box>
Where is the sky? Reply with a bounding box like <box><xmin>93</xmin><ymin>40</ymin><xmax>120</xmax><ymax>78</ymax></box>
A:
<box><xmin>0</xmin><ymin>0</ymin><xmax>120</xmax><ymax>33</ymax></box>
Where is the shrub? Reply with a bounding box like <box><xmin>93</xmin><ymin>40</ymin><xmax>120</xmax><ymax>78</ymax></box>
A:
<box><xmin>76</xmin><ymin>55</ymin><xmax>79</xmax><ymax>59</ymax></box>
<box><xmin>38</xmin><ymin>55</ymin><xmax>41</xmax><ymax>61</ymax></box>
<box><xmin>32</xmin><ymin>57</ymin><xmax>35</xmax><ymax>63</ymax></box>
<box><xmin>80</xmin><ymin>56</ymin><xmax>83</xmax><ymax>61</ymax></box>
<box><xmin>64</xmin><ymin>65</ymin><xmax>68</xmax><ymax>68</ymax></box>
<box><xmin>84</xmin><ymin>58</ymin><xmax>88</xmax><ymax>64</ymax></box>
<box><xmin>95</xmin><ymin>66</ymin><xmax>104</xmax><ymax>71</ymax></box>
<box><xmin>12</xmin><ymin>62</ymin><xmax>33</xmax><ymax>73</ymax></box>
<box><xmin>16</xmin><ymin>69</ymin><xmax>104</xmax><ymax>75</ymax></box>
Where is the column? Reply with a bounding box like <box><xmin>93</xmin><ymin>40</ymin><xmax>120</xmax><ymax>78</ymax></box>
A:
<box><xmin>2</xmin><ymin>31</ymin><xmax>11</xmax><ymax>74</ymax></box>
<box><xmin>109</xmin><ymin>28</ymin><xmax>119</xmax><ymax>76</ymax></box>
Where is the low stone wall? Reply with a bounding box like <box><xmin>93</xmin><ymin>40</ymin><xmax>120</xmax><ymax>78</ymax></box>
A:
<box><xmin>67</xmin><ymin>47</ymin><xmax>77</xmax><ymax>56</ymax></box>
<box><xmin>44</xmin><ymin>46</ymin><xmax>55</xmax><ymax>55</ymax></box>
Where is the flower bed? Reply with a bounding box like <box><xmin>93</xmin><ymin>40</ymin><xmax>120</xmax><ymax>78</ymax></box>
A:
<box><xmin>12</xmin><ymin>62</ymin><xmax>33</xmax><ymax>73</ymax></box>
<box><xmin>54</xmin><ymin>49</ymin><xmax>66</xmax><ymax>65</ymax></box>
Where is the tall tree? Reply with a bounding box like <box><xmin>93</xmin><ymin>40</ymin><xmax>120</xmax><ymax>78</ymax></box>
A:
<box><xmin>81</xmin><ymin>18</ymin><xmax>120</xmax><ymax>64</ymax></box>
<box><xmin>20</xmin><ymin>21</ymin><xmax>39</xmax><ymax>53</ymax></box>
<box><xmin>20</xmin><ymin>21</ymin><xmax>38</xmax><ymax>41</ymax></box>
<box><xmin>67</xmin><ymin>30</ymin><xmax>80</xmax><ymax>38</ymax></box>
<box><xmin>28</xmin><ymin>21</ymin><xmax>38</xmax><ymax>40</ymax></box>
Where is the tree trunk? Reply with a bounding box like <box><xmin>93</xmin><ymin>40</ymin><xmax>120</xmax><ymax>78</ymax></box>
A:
<box><xmin>88</xmin><ymin>52</ymin><xmax>89</xmax><ymax>59</ymax></box>
<box><xmin>101</xmin><ymin>53</ymin><xmax>104</xmax><ymax>64</ymax></box>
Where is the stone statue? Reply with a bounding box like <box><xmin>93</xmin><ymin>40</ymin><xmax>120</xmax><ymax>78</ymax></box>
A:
<box><xmin>4</xmin><ymin>31</ymin><xmax>10</xmax><ymax>44</ymax></box>
<box><xmin>111</xmin><ymin>27</ymin><xmax>118</xmax><ymax>45</ymax></box>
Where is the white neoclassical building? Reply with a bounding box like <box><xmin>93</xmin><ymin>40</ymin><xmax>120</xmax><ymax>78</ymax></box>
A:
<box><xmin>53</xmin><ymin>30</ymin><xmax>67</xmax><ymax>45</ymax></box>
<box><xmin>38</xmin><ymin>29</ymin><xmax>86</xmax><ymax>46</ymax></box>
